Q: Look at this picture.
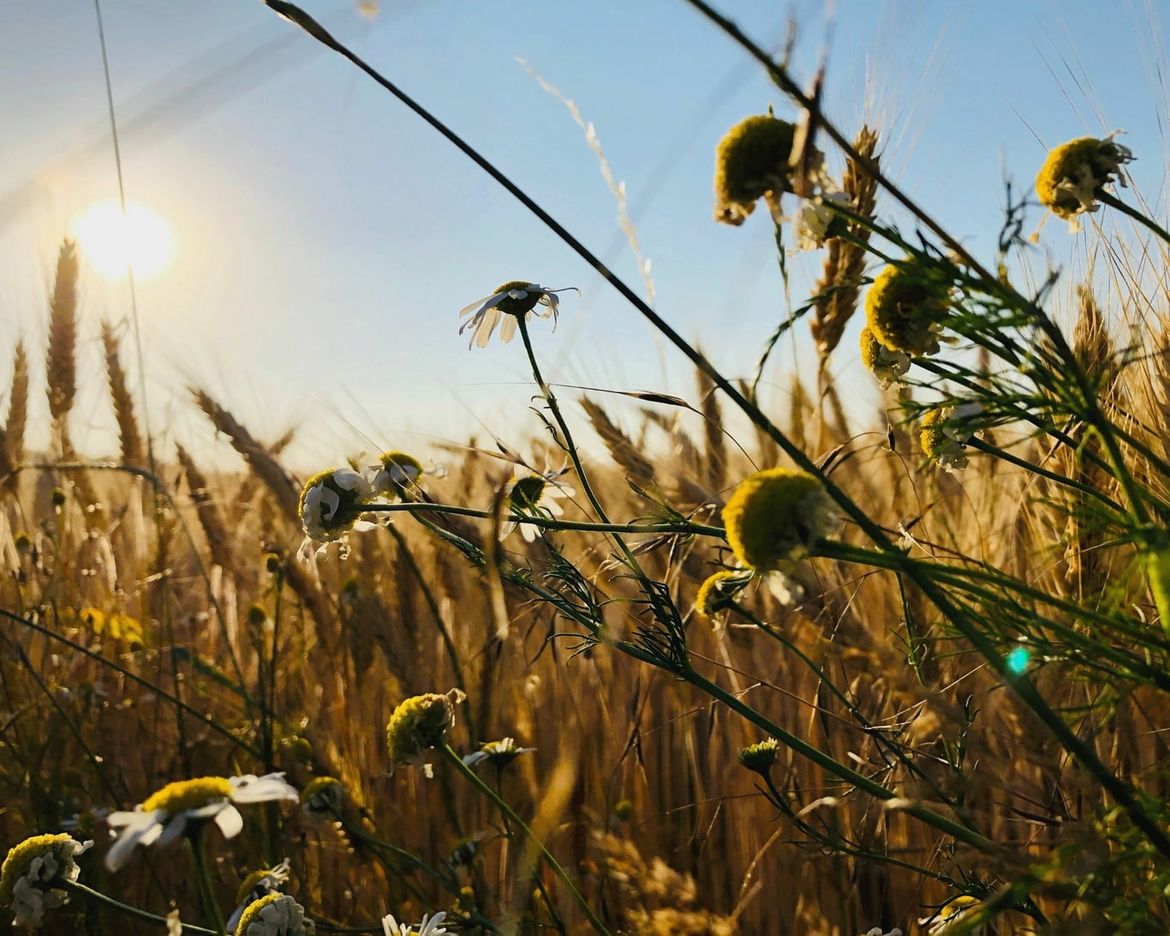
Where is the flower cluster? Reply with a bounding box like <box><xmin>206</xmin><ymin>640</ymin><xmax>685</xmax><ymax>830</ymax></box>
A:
<box><xmin>227</xmin><ymin>859</ymin><xmax>293</xmax><ymax>933</ymax></box>
<box><xmin>298</xmin><ymin>450</ymin><xmax>440</xmax><ymax>555</ymax></box>
<box><xmin>919</xmin><ymin>403</ymin><xmax>982</xmax><ymax>472</ymax></box>
<box><xmin>1035</xmin><ymin>135</ymin><xmax>1133</xmax><ymax>229</ymax></box>
<box><xmin>0</xmin><ymin>833</ymin><xmax>91</xmax><ymax>928</ymax></box>
<box><xmin>104</xmin><ymin>773</ymin><xmax>298</xmax><ymax>872</ymax></box>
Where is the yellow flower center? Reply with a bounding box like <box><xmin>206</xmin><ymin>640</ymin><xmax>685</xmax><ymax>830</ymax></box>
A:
<box><xmin>0</xmin><ymin>834</ymin><xmax>74</xmax><ymax>904</ymax></box>
<box><xmin>694</xmin><ymin>571</ymin><xmax>746</xmax><ymax>618</ymax></box>
<box><xmin>864</xmin><ymin>263</ymin><xmax>950</xmax><ymax>356</ymax></box>
<box><xmin>721</xmin><ymin>469</ymin><xmax>826</xmax><ymax>571</ymax></box>
<box><xmin>235</xmin><ymin>892</ymin><xmax>284</xmax><ymax>935</ymax></box>
<box><xmin>385</xmin><ymin>691</ymin><xmax>461</xmax><ymax>765</ymax></box>
<box><xmin>714</xmin><ymin>115</ymin><xmax>798</xmax><ymax>225</ymax></box>
<box><xmin>142</xmin><ymin>776</ymin><xmax>232</xmax><ymax>815</ymax></box>
<box><xmin>492</xmin><ymin>280</ymin><xmax>542</xmax><ymax>316</ymax></box>
<box><xmin>1035</xmin><ymin>136</ymin><xmax>1130</xmax><ymax>219</ymax></box>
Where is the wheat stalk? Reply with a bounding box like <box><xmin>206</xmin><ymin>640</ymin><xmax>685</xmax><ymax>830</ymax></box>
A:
<box><xmin>1</xmin><ymin>341</ymin><xmax>29</xmax><ymax>491</ymax></box>
<box><xmin>175</xmin><ymin>443</ymin><xmax>233</xmax><ymax>569</ymax></box>
<box><xmin>810</xmin><ymin>126</ymin><xmax>879</xmax><ymax>358</ymax></box>
<box><xmin>580</xmin><ymin>398</ymin><xmax>655</xmax><ymax>486</ymax></box>
<box><xmin>45</xmin><ymin>240</ymin><xmax>79</xmax><ymax>453</ymax></box>
<box><xmin>192</xmin><ymin>386</ymin><xmax>300</xmax><ymax>522</ymax></box>
<box><xmin>101</xmin><ymin>321</ymin><xmax>145</xmax><ymax>466</ymax></box>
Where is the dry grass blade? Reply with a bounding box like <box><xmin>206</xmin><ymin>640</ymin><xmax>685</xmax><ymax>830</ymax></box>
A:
<box><xmin>810</xmin><ymin>126</ymin><xmax>879</xmax><ymax>358</ymax></box>
<box><xmin>580</xmin><ymin>397</ymin><xmax>655</xmax><ymax>486</ymax></box>
<box><xmin>45</xmin><ymin>240</ymin><xmax>79</xmax><ymax>451</ymax></box>
<box><xmin>175</xmin><ymin>443</ymin><xmax>234</xmax><ymax>569</ymax></box>
<box><xmin>101</xmin><ymin>321</ymin><xmax>144</xmax><ymax>466</ymax></box>
<box><xmin>192</xmin><ymin>386</ymin><xmax>300</xmax><ymax>522</ymax></box>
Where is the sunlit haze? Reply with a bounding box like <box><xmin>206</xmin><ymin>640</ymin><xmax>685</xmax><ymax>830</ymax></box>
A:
<box><xmin>70</xmin><ymin>199</ymin><xmax>175</xmax><ymax>282</ymax></box>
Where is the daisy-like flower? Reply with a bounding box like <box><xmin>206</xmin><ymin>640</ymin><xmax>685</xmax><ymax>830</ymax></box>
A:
<box><xmin>297</xmin><ymin>467</ymin><xmax>375</xmax><ymax>558</ymax></box>
<box><xmin>1035</xmin><ymin>135</ymin><xmax>1133</xmax><ymax>230</ymax></box>
<box><xmin>694</xmin><ymin>570</ymin><xmax>751</xmax><ymax>619</ymax></box>
<box><xmin>458</xmin><ymin>281</ymin><xmax>577</xmax><ymax>348</ymax></box>
<box><xmin>722</xmin><ymin>469</ymin><xmax>833</xmax><ymax>572</ymax></box>
<box><xmin>386</xmin><ymin>689</ymin><xmax>466</xmax><ymax>775</ymax></box>
<box><xmin>859</xmin><ymin>326</ymin><xmax>911</xmax><ymax>388</ymax></box>
<box><xmin>502</xmin><ymin>467</ymin><xmax>574</xmax><ymax>542</ymax></box>
<box><xmin>864</xmin><ymin>263</ymin><xmax>951</xmax><ymax>357</ymax></box>
<box><xmin>920</xmin><ymin>404</ymin><xmax>981</xmax><ymax>472</ymax></box>
<box><xmin>300</xmin><ymin>777</ymin><xmax>344</xmax><ymax>819</ymax></box>
<box><xmin>861</xmin><ymin>928</ymin><xmax>903</xmax><ymax>936</ymax></box>
<box><xmin>235</xmin><ymin>893</ymin><xmax>314</xmax><ymax>936</ymax></box>
<box><xmin>713</xmin><ymin>114</ymin><xmax>799</xmax><ymax>225</ymax></box>
<box><xmin>368</xmin><ymin>451</ymin><xmax>426</xmax><ymax>501</ymax></box>
<box><xmin>104</xmin><ymin>773</ymin><xmax>299</xmax><ymax>872</ymax></box>
<box><xmin>919</xmin><ymin>895</ymin><xmax>980</xmax><ymax>934</ymax></box>
<box><xmin>462</xmin><ymin>737</ymin><xmax>536</xmax><ymax>768</ymax></box>
<box><xmin>1</xmin><ymin>833</ymin><xmax>92</xmax><ymax>928</ymax></box>
<box><xmin>381</xmin><ymin>910</ymin><xmax>449</xmax><ymax>936</ymax></box>
<box><xmin>738</xmin><ymin>739</ymin><xmax>780</xmax><ymax>776</ymax></box>
<box><xmin>226</xmin><ymin>859</ymin><xmax>292</xmax><ymax>934</ymax></box>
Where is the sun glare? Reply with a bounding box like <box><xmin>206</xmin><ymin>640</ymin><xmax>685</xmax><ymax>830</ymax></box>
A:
<box><xmin>70</xmin><ymin>200</ymin><xmax>176</xmax><ymax>282</ymax></box>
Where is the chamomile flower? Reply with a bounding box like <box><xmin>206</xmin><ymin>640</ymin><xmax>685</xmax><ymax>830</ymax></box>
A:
<box><xmin>381</xmin><ymin>911</ymin><xmax>449</xmax><ymax>936</ymax></box>
<box><xmin>369</xmin><ymin>451</ymin><xmax>427</xmax><ymax>501</ymax></box>
<box><xmin>722</xmin><ymin>469</ymin><xmax>833</xmax><ymax>571</ymax></box>
<box><xmin>919</xmin><ymin>895</ymin><xmax>980</xmax><ymax>934</ymax></box>
<box><xmin>104</xmin><ymin>773</ymin><xmax>299</xmax><ymax>872</ymax></box>
<box><xmin>462</xmin><ymin>737</ymin><xmax>536</xmax><ymax>768</ymax></box>
<box><xmin>226</xmin><ymin>859</ymin><xmax>293</xmax><ymax>933</ymax></box>
<box><xmin>297</xmin><ymin>467</ymin><xmax>375</xmax><ymax>556</ymax></box>
<box><xmin>694</xmin><ymin>570</ymin><xmax>751</xmax><ymax>619</ymax></box>
<box><xmin>1</xmin><ymin>833</ymin><xmax>92</xmax><ymax>928</ymax></box>
<box><xmin>920</xmin><ymin>404</ymin><xmax>981</xmax><ymax>472</ymax></box>
<box><xmin>301</xmin><ymin>777</ymin><xmax>344</xmax><ymax>819</ymax></box>
<box><xmin>458</xmin><ymin>281</ymin><xmax>577</xmax><ymax>348</ymax></box>
<box><xmin>864</xmin><ymin>263</ymin><xmax>951</xmax><ymax>356</ymax></box>
<box><xmin>386</xmin><ymin>689</ymin><xmax>466</xmax><ymax>775</ymax></box>
<box><xmin>502</xmin><ymin>467</ymin><xmax>574</xmax><ymax>542</ymax></box>
<box><xmin>859</xmin><ymin>326</ymin><xmax>911</xmax><ymax>388</ymax></box>
<box><xmin>235</xmin><ymin>893</ymin><xmax>314</xmax><ymax>936</ymax></box>
<box><xmin>1035</xmin><ymin>135</ymin><xmax>1133</xmax><ymax>230</ymax></box>
<box><xmin>714</xmin><ymin>115</ymin><xmax>798</xmax><ymax>225</ymax></box>
<box><xmin>737</xmin><ymin>739</ymin><xmax>779</xmax><ymax>775</ymax></box>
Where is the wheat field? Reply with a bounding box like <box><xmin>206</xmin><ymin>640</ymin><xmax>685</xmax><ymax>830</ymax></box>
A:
<box><xmin>4</xmin><ymin>3</ymin><xmax>1170</xmax><ymax>936</ymax></box>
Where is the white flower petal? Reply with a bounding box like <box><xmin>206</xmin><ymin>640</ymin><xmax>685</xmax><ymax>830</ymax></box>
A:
<box><xmin>499</xmin><ymin>313</ymin><xmax>518</xmax><ymax>343</ymax></box>
<box><xmin>155</xmin><ymin>812</ymin><xmax>190</xmax><ymax>848</ymax></box>
<box><xmin>230</xmin><ymin>772</ymin><xmax>300</xmax><ymax>804</ymax></box>
<box><xmin>214</xmin><ymin>803</ymin><xmax>245</xmax><ymax>839</ymax></box>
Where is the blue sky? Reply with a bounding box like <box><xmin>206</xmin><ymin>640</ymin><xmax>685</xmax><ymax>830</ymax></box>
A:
<box><xmin>0</xmin><ymin>0</ymin><xmax>1166</xmax><ymax>471</ymax></box>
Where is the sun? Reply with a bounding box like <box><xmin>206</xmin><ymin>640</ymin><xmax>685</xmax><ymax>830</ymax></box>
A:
<box><xmin>70</xmin><ymin>200</ymin><xmax>176</xmax><ymax>282</ymax></box>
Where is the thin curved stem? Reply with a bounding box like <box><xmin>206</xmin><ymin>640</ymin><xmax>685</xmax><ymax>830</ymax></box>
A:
<box><xmin>65</xmin><ymin>881</ymin><xmax>217</xmax><ymax>934</ymax></box>
<box><xmin>440</xmin><ymin>744</ymin><xmax>611</xmax><ymax>935</ymax></box>
<box><xmin>188</xmin><ymin>828</ymin><xmax>226</xmax><ymax>935</ymax></box>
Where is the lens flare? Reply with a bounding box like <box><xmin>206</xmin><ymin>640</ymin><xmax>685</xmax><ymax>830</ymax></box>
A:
<box><xmin>70</xmin><ymin>200</ymin><xmax>175</xmax><ymax>282</ymax></box>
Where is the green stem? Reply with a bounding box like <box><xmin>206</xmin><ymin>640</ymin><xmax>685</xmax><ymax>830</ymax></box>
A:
<box><xmin>188</xmin><ymin>828</ymin><xmax>226</xmax><ymax>936</ymax></box>
<box><xmin>440</xmin><ymin>744</ymin><xmax>611</xmax><ymax>935</ymax></box>
<box><xmin>65</xmin><ymin>881</ymin><xmax>217</xmax><ymax>934</ymax></box>
<box><xmin>365</xmin><ymin>500</ymin><xmax>722</xmax><ymax>537</ymax></box>
<box><xmin>516</xmin><ymin>315</ymin><xmax>642</xmax><ymax>573</ymax></box>
<box><xmin>1098</xmin><ymin>190</ymin><xmax>1170</xmax><ymax>246</ymax></box>
<box><xmin>387</xmin><ymin>526</ymin><xmax>469</xmax><ymax>716</ymax></box>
